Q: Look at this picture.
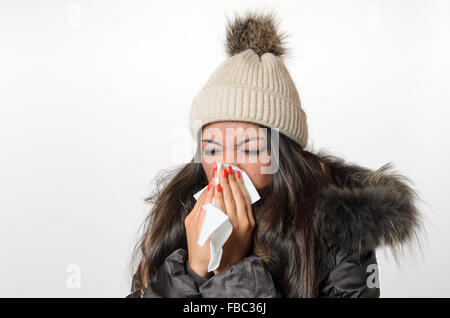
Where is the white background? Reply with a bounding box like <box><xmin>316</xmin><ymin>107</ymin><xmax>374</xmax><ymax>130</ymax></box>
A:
<box><xmin>0</xmin><ymin>0</ymin><xmax>449</xmax><ymax>297</ymax></box>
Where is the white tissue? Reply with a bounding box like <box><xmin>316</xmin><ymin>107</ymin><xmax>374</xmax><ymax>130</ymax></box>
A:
<box><xmin>197</xmin><ymin>202</ymin><xmax>232</xmax><ymax>272</ymax></box>
<box><xmin>193</xmin><ymin>162</ymin><xmax>261</xmax><ymax>272</ymax></box>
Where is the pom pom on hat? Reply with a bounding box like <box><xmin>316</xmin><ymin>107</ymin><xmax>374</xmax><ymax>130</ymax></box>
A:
<box><xmin>225</xmin><ymin>9</ymin><xmax>288</xmax><ymax>59</ymax></box>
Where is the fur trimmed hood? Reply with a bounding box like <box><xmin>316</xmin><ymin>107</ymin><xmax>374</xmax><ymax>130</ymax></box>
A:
<box><xmin>315</xmin><ymin>151</ymin><xmax>423</xmax><ymax>260</ymax></box>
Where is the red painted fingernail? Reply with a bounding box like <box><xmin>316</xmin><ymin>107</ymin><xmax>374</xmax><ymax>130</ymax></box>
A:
<box><xmin>217</xmin><ymin>184</ymin><xmax>221</xmax><ymax>192</ymax></box>
<box><xmin>236</xmin><ymin>170</ymin><xmax>241</xmax><ymax>179</ymax></box>
<box><xmin>228</xmin><ymin>166</ymin><xmax>232</xmax><ymax>175</ymax></box>
<box><xmin>207</xmin><ymin>183</ymin><xmax>211</xmax><ymax>191</ymax></box>
<box><xmin>212</xmin><ymin>167</ymin><xmax>216</xmax><ymax>177</ymax></box>
<box><xmin>223</xmin><ymin>169</ymin><xmax>227</xmax><ymax>177</ymax></box>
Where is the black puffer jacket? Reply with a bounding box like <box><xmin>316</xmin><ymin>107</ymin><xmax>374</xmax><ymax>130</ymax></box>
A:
<box><xmin>126</xmin><ymin>153</ymin><xmax>421</xmax><ymax>298</ymax></box>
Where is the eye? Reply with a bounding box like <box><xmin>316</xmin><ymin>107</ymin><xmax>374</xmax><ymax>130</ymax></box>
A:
<box><xmin>242</xmin><ymin>149</ymin><xmax>261</xmax><ymax>155</ymax></box>
<box><xmin>204</xmin><ymin>148</ymin><xmax>222</xmax><ymax>156</ymax></box>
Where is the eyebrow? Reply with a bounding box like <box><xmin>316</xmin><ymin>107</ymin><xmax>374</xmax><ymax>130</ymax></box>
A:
<box><xmin>201</xmin><ymin>137</ymin><xmax>263</xmax><ymax>147</ymax></box>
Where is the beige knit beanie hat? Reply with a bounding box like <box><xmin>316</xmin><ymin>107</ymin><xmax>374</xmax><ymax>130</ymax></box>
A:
<box><xmin>190</xmin><ymin>10</ymin><xmax>308</xmax><ymax>149</ymax></box>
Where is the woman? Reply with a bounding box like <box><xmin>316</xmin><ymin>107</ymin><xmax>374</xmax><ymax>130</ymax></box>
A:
<box><xmin>126</xmin><ymin>10</ymin><xmax>422</xmax><ymax>298</ymax></box>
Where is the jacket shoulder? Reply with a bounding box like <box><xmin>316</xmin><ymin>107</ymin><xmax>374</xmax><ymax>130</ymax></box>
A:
<box><xmin>315</xmin><ymin>152</ymin><xmax>423</xmax><ymax>260</ymax></box>
<box><xmin>126</xmin><ymin>290</ymin><xmax>140</xmax><ymax>298</ymax></box>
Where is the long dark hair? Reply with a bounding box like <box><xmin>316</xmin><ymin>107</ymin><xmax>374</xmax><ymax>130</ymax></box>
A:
<box><xmin>129</xmin><ymin>127</ymin><xmax>333</xmax><ymax>297</ymax></box>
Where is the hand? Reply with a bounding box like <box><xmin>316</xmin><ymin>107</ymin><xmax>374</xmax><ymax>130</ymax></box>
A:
<box><xmin>213</xmin><ymin>166</ymin><xmax>255</xmax><ymax>274</ymax></box>
<box><xmin>184</xmin><ymin>181</ymin><xmax>215</xmax><ymax>279</ymax></box>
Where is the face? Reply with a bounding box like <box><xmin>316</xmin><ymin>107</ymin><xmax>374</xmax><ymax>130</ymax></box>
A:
<box><xmin>201</xmin><ymin>121</ymin><xmax>274</xmax><ymax>190</ymax></box>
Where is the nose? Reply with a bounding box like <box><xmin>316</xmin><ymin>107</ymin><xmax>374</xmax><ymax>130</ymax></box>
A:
<box><xmin>222</xmin><ymin>160</ymin><xmax>242</xmax><ymax>173</ymax></box>
<box><xmin>217</xmin><ymin>157</ymin><xmax>241</xmax><ymax>172</ymax></box>
<box><xmin>213</xmin><ymin>146</ymin><xmax>243</xmax><ymax>173</ymax></box>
